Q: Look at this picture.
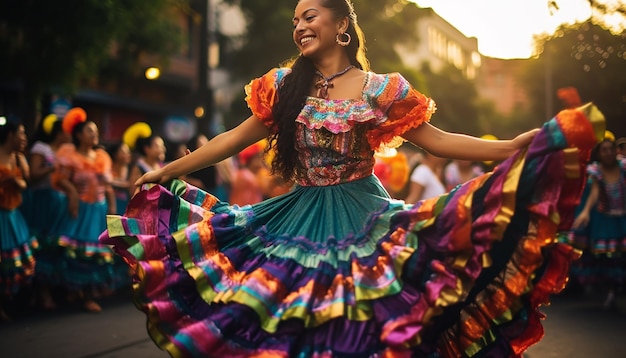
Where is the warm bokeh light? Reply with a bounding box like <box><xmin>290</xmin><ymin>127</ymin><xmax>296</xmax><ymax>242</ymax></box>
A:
<box><xmin>194</xmin><ymin>106</ymin><xmax>205</xmax><ymax>118</ymax></box>
<box><xmin>411</xmin><ymin>0</ymin><xmax>615</xmax><ymax>59</ymax></box>
<box><xmin>145</xmin><ymin>67</ymin><xmax>161</xmax><ymax>80</ymax></box>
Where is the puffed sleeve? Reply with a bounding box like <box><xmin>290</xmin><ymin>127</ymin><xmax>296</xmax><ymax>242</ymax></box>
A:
<box><xmin>586</xmin><ymin>162</ymin><xmax>601</xmax><ymax>181</ymax></box>
<box><xmin>366</xmin><ymin>72</ymin><xmax>436</xmax><ymax>150</ymax></box>
<box><xmin>51</xmin><ymin>143</ymin><xmax>76</xmax><ymax>188</ymax></box>
<box><xmin>94</xmin><ymin>148</ymin><xmax>113</xmax><ymax>183</ymax></box>
<box><xmin>244</xmin><ymin>67</ymin><xmax>291</xmax><ymax>129</ymax></box>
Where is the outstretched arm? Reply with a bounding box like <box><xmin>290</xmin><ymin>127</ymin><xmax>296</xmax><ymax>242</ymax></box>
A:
<box><xmin>572</xmin><ymin>178</ymin><xmax>599</xmax><ymax>229</ymax></box>
<box><xmin>136</xmin><ymin>115</ymin><xmax>269</xmax><ymax>186</ymax></box>
<box><xmin>401</xmin><ymin>123</ymin><xmax>538</xmax><ymax>162</ymax></box>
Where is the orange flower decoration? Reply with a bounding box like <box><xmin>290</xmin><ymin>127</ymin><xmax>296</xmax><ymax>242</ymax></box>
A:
<box><xmin>557</xmin><ymin>87</ymin><xmax>582</xmax><ymax>109</ymax></box>
<box><xmin>62</xmin><ymin>107</ymin><xmax>87</xmax><ymax>134</ymax></box>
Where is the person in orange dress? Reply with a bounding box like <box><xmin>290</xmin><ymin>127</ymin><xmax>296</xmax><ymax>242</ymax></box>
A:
<box><xmin>51</xmin><ymin>108</ymin><xmax>116</xmax><ymax>312</ymax></box>
<box><xmin>0</xmin><ymin>116</ymin><xmax>37</xmax><ymax>320</ymax></box>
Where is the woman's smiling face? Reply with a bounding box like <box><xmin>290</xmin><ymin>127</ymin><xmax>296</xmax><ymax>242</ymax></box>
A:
<box><xmin>293</xmin><ymin>0</ymin><xmax>345</xmax><ymax>59</ymax></box>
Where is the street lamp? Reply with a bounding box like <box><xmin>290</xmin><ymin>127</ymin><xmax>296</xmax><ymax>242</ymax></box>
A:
<box><xmin>145</xmin><ymin>67</ymin><xmax>161</xmax><ymax>80</ymax></box>
<box><xmin>194</xmin><ymin>106</ymin><xmax>205</xmax><ymax>118</ymax></box>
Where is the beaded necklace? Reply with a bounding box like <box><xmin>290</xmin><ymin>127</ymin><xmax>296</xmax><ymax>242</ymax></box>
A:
<box><xmin>314</xmin><ymin>65</ymin><xmax>354</xmax><ymax>99</ymax></box>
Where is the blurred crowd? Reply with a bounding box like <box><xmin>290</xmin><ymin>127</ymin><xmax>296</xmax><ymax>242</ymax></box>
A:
<box><xmin>1</xmin><ymin>103</ymin><xmax>624</xmax><ymax>321</ymax></box>
<box><xmin>0</xmin><ymin>109</ymin><xmax>291</xmax><ymax>320</ymax></box>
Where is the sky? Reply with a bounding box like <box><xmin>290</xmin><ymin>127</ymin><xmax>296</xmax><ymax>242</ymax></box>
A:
<box><xmin>411</xmin><ymin>0</ymin><xmax>598</xmax><ymax>59</ymax></box>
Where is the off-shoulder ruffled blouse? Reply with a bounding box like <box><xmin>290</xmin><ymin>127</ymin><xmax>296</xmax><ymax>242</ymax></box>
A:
<box><xmin>245</xmin><ymin>68</ymin><xmax>436</xmax><ymax>186</ymax></box>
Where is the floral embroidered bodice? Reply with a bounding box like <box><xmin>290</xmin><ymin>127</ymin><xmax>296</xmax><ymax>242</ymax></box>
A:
<box><xmin>245</xmin><ymin>68</ymin><xmax>436</xmax><ymax>186</ymax></box>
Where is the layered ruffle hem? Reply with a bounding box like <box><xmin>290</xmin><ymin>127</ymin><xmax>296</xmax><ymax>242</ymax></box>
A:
<box><xmin>0</xmin><ymin>208</ymin><xmax>38</xmax><ymax>297</ymax></box>
<box><xmin>100</xmin><ymin>108</ymin><xmax>601</xmax><ymax>357</ymax></box>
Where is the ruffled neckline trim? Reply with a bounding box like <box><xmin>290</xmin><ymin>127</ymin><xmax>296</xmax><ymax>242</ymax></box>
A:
<box><xmin>296</xmin><ymin>72</ymin><xmax>387</xmax><ymax>134</ymax></box>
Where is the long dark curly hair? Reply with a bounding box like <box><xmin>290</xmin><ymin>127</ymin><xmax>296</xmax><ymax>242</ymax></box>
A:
<box><xmin>269</xmin><ymin>0</ymin><xmax>369</xmax><ymax>180</ymax></box>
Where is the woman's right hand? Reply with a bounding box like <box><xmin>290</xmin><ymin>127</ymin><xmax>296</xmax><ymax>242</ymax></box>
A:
<box><xmin>134</xmin><ymin>167</ymin><xmax>169</xmax><ymax>187</ymax></box>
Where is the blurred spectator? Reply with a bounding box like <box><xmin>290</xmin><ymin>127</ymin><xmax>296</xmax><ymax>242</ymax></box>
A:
<box><xmin>165</xmin><ymin>140</ymin><xmax>206</xmax><ymax>189</ymax></box>
<box><xmin>0</xmin><ymin>116</ymin><xmax>37</xmax><ymax>320</ymax></box>
<box><xmin>21</xmin><ymin>114</ymin><xmax>70</xmax><ymax>310</ymax></box>
<box><xmin>395</xmin><ymin>144</ymin><xmax>423</xmax><ymax>200</ymax></box>
<box><xmin>571</xmin><ymin>139</ymin><xmax>626</xmax><ymax>309</ymax></box>
<box><xmin>124</xmin><ymin>122</ymin><xmax>166</xmax><ymax>195</ymax></box>
<box><xmin>404</xmin><ymin>151</ymin><xmax>447</xmax><ymax>204</ymax></box>
<box><xmin>444</xmin><ymin>159</ymin><xmax>484</xmax><ymax>191</ymax></box>
<box><xmin>51</xmin><ymin>108</ymin><xmax>116</xmax><ymax>312</ymax></box>
<box><xmin>185</xmin><ymin>134</ymin><xmax>218</xmax><ymax>191</ymax></box>
<box><xmin>21</xmin><ymin>115</ymin><xmax>70</xmax><ymax>235</ymax></box>
<box><xmin>230</xmin><ymin>141</ymin><xmax>265</xmax><ymax>206</ymax></box>
<box><xmin>616</xmin><ymin>137</ymin><xmax>625</xmax><ymax>160</ymax></box>
<box><xmin>106</xmin><ymin>142</ymin><xmax>132</xmax><ymax>215</ymax></box>
<box><xmin>256</xmin><ymin>140</ymin><xmax>293</xmax><ymax>198</ymax></box>
<box><xmin>373</xmin><ymin>147</ymin><xmax>409</xmax><ymax>199</ymax></box>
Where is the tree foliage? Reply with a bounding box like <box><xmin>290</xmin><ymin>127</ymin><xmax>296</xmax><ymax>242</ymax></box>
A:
<box><xmin>0</xmin><ymin>0</ymin><xmax>186</xmax><ymax>91</ymax></box>
<box><xmin>520</xmin><ymin>20</ymin><xmax>626</xmax><ymax>135</ymax></box>
<box><xmin>0</xmin><ymin>0</ymin><xmax>187</xmax><ymax>127</ymax></box>
<box><xmin>586</xmin><ymin>0</ymin><xmax>626</xmax><ymax>28</ymax></box>
<box><xmin>420</xmin><ymin>63</ymin><xmax>483</xmax><ymax>136</ymax></box>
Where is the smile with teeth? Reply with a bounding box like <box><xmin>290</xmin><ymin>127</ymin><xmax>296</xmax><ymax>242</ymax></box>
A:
<box><xmin>300</xmin><ymin>36</ymin><xmax>315</xmax><ymax>45</ymax></box>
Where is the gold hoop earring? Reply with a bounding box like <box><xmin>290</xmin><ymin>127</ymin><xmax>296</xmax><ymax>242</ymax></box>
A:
<box><xmin>336</xmin><ymin>32</ymin><xmax>351</xmax><ymax>47</ymax></box>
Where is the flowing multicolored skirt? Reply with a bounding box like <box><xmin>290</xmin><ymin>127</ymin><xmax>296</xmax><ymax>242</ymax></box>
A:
<box><xmin>100</xmin><ymin>109</ymin><xmax>601</xmax><ymax>357</ymax></box>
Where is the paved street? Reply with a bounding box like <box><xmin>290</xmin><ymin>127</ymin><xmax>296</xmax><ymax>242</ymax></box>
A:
<box><xmin>1</xmin><ymin>290</ymin><xmax>166</xmax><ymax>358</ymax></box>
<box><xmin>1</xmin><ymin>288</ymin><xmax>624</xmax><ymax>357</ymax></box>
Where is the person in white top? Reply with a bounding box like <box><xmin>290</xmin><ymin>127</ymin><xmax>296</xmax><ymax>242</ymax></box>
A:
<box><xmin>404</xmin><ymin>151</ymin><xmax>447</xmax><ymax>204</ymax></box>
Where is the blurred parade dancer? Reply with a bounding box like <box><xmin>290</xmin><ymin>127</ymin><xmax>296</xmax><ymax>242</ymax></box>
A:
<box><xmin>404</xmin><ymin>150</ymin><xmax>447</xmax><ymax>204</ymax></box>
<box><xmin>22</xmin><ymin>114</ymin><xmax>70</xmax><ymax>310</ymax></box>
<box><xmin>125</xmin><ymin>122</ymin><xmax>166</xmax><ymax>197</ymax></box>
<box><xmin>571</xmin><ymin>138</ymin><xmax>626</xmax><ymax>309</ymax></box>
<box><xmin>52</xmin><ymin>108</ymin><xmax>116</xmax><ymax>312</ymax></box>
<box><xmin>0</xmin><ymin>116</ymin><xmax>37</xmax><ymax>319</ymax></box>
<box><xmin>230</xmin><ymin>141</ymin><xmax>265</xmax><ymax>206</ymax></box>
<box><xmin>444</xmin><ymin>159</ymin><xmax>484</xmax><ymax>191</ymax></box>
<box><xmin>106</xmin><ymin>141</ymin><xmax>132</xmax><ymax>216</ymax></box>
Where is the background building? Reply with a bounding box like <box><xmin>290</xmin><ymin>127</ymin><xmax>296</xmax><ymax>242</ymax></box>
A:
<box><xmin>394</xmin><ymin>6</ymin><xmax>531</xmax><ymax>117</ymax></box>
<box><xmin>395</xmin><ymin>7</ymin><xmax>481</xmax><ymax>80</ymax></box>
